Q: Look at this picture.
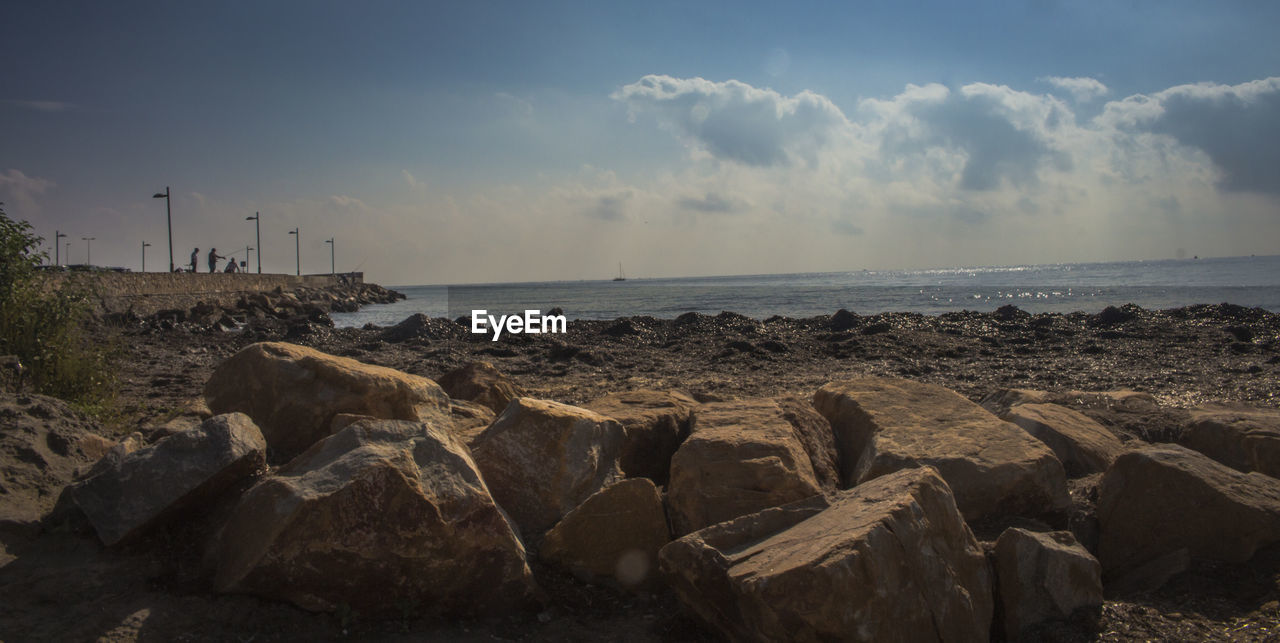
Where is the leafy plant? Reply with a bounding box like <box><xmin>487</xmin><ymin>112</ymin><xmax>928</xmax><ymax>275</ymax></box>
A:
<box><xmin>0</xmin><ymin>203</ymin><xmax>116</xmax><ymax>405</ymax></box>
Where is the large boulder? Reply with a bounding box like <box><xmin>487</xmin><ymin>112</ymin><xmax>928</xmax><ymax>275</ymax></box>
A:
<box><xmin>539</xmin><ymin>478</ymin><xmax>670</xmax><ymax>590</ymax></box>
<box><xmin>72</xmin><ymin>413</ymin><xmax>266</xmax><ymax>546</ymax></box>
<box><xmin>994</xmin><ymin>528</ymin><xmax>1103</xmax><ymax>641</ymax></box>
<box><xmin>1096</xmin><ymin>444</ymin><xmax>1280</xmax><ymax>583</ymax></box>
<box><xmin>436</xmin><ymin>361</ymin><xmax>527</xmax><ymax>415</ymax></box>
<box><xmin>1003</xmin><ymin>403</ymin><xmax>1126</xmax><ymax>476</ymax></box>
<box><xmin>583</xmin><ymin>389</ymin><xmax>697</xmax><ymax>485</ymax></box>
<box><xmin>815</xmin><ymin>378</ymin><xmax>1070</xmax><ymax>522</ymax></box>
<box><xmin>212</xmin><ymin>418</ymin><xmax>537</xmax><ymax>616</ymax></box>
<box><xmin>660</xmin><ymin>466</ymin><xmax>993</xmax><ymax>642</ymax></box>
<box><xmin>204</xmin><ymin>342</ymin><xmax>451</xmax><ymax>458</ymax></box>
<box><xmin>471</xmin><ymin>398</ymin><xmax>625</xmax><ymax>537</ymax></box>
<box><xmin>667</xmin><ymin>399</ymin><xmax>823</xmax><ymax>536</ymax></box>
<box><xmin>1179</xmin><ymin>403</ymin><xmax>1280</xmax><ymax>478</ymax></box>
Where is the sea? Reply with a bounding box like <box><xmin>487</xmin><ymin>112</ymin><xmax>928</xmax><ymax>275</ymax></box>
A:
<box><xmin>331</xmin><ymin>255</ymin><xmax>1280</xmax><ymax>328</ymax></box>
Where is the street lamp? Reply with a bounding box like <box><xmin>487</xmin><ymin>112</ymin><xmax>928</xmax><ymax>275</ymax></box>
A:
<box><xmin>55</xmin><ymin>230</ymin><xmax>67</xmax><ymax>266</ymax></box>
<box><xmin>245</xmin><ymin>212</ymin><xmax>261</xmax><ymax>274</ymax></box>
<box><xmin>287</xmin><ymin>227</ymin><xmax>299</xmax><ymax>276</ymax></box>
<box><xmin>152</xmin><ymin>187</ymin><xmax>173</xmax><ymax>272</ymax></box>
<box><xmin>324</xmin><ymin>237</ymin><xmax>334</xmax><ymax>275</ymax></box>
<box><xmin>142</xmin><ymin>241</ymin><xmax>152</xmax><ymax>272</ymax></box>
<box><xmin>81</xmin><ymin>237</ymin><xmax>95</xmax><ymax>266</ymax></box>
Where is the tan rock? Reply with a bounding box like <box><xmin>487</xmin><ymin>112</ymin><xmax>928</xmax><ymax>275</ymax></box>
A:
<box><xmin>471</xmin><ymin>398</ymin><xmax>624</xmax><ymax>536</ymax></box>
<box><xmin>667</xmin><ymin>398</ymin><xmax>822</xmax><ymax>535</ymax></box>
<box><xmin>1059</xmin><ymin>389</ymin><xmax>1158</xmax><ymax>413</ymax></box>
<box><xmin>979</xmin><ymin>388</ymin><xmax>1051</xmax><ymax>416</ymax></box>
<box><xmin>583</xmin><ymin>389</ymin><xmax>696</xmax><ymax>484</ymax></box>
<box><xmin>660</xmin><ymin>467</ymin><xmax>993</xmax><ymax>642</ymax></box>
<box><xmin>994</xmin><ymin>528</ymin><xmax>1103</xmax><ymax>640</ymax></box>
<box><xmin>1180</xmin><ymin>403</ymin><xmax>1280</xmax><ymax>478</ymax></box>
<box><xmin>1097</xmin><ymin>444</ymin><xmax>1280</xmax><ymax>583</ymax></box>
<box><xmin>448</xmin><ymin>398</ymin><xmax>497</xmax><ymax>445</ymax></box>
<box><xmin>436</xmin><ymin>361</ymin><xmax>526</xmax><ymax>414</ymax></box>
<box><xmin>540</xmin><ymin>478</ymin><xmax>670</xmax><ymax>590</ymax></box>
<box><xmin>981</xmin><ymin>388</ymin><xmax>1157</xmax><ymax>417</ymax></box>
<box><xmin>1004</xmin><ymin>403</ymin><xmax>1125</xmax><ymax>476</ymax></box>
<box><xmin>73</xmin><ymin>413</ymin><xmax>266</xmax><ymax>546</ymax></box>
<box><xmin>776</xmin><ymin>396</ymin><xmax>841</xmax><ymax>491</ymax></box>
<box><xmin>212</xmin><ymin>418</ymin><xmax>536</xmax><ymax>616</ymax></box>
<box><xmin>815</xmin><ymin>377</ymin><xmax>1070</xmax><ymax>521</ymax></box>
<box><xmin>203</xmin><ymin>342</ymin><xmax>451</xmax><ymax>458</ymax></box>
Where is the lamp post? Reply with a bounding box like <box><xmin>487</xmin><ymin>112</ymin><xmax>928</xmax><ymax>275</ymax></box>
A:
<box><xmin>288</xmin><ymin>228</ymin><xmax>299</xmax><ymax>276</ymax></box>
<box><xmin>245</xmin><ymin>212</ymin><xmax>261</xmax><ymax>274</ymax></box>
<box><xmin>55</xmin><ymin>230</ymin><xmax>67</xmax><ymax>266</ymax></box>
<box><xmin>81</xmin><ymin>237</ymin><xmax>95</xmax><ymax>266</ymax></box>
<box><xmin>142</xmin><ymin>241</ymin><xmax>152</xmax><ymax>272</ymax></box>
<box><xmin>324</xmin><ymin>237</ymin><xmax>334</xmax><ymax>275</ymax></box>
<box><xmin>152</xmin><ymin>187</ymin><xmax>173</xmax><ymax>272</ymax></box>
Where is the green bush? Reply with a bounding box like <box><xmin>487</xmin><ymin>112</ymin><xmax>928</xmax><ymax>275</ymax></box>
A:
<box><xmin>0</xmin><ymin>203</ymin><xmax>116</xmax><ymax>404</ymax></box>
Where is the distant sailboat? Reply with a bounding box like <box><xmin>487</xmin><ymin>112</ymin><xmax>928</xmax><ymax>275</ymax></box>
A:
<box><xmin>613</xmin><ymin>262</ymin><xmax>626</xmax><ymax>281</ymax></box>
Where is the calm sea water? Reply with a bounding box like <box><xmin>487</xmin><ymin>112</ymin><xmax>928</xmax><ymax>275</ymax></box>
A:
<box><xmin>332</xmin><ymin>255</ymin><xmax>1280</xmax><ymax>328</ymax></box>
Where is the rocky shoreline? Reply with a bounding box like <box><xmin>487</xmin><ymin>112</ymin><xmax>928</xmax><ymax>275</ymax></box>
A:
<box><xmin>1</xmin><ymin>301</ymin><xmax>1279</xmax><ymax>641</ymax></box>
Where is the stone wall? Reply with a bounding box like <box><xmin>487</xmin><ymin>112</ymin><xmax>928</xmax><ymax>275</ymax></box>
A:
<box><xmin>41</xmin><ymin>271</ymin><xmax>366</xmax><ymax>316</ymax></box>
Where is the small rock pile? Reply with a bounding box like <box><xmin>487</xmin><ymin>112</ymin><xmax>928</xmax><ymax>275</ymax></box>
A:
<box><xmin>48</xmin><ymin>342</ymin><xmax>1280</xmax><ymax>639</ymax></box>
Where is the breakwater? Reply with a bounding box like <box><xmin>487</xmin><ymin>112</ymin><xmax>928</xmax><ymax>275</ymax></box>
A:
<box><xmin>41</xmin><ymin>271</ymin><xmax>380</xmax><ymax>317</ymax></box>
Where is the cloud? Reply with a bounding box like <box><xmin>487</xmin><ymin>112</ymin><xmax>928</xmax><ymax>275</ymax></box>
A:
<box><xmin>677</xmin><ymin>192</ymin><xmax>739</xmax><ymax>213</ymax></box>
<box><xmin>612</xmin><ymin>75</ymin><xmax>848</xmax><ymax>168</ymax></box>
<box><xmin>866</xmin><ymin>82</ymin><xmax>1074</xmax><ymax>191</ymax></box>
<box><xmin>831</xmin><ymin>219</ymin><xmax>863</xmax><ymax>236</ymax></box>
<box><xmin>402</xmin><ymin>169</ymin><xmax>426</xmax><ymax>191</ymax></box>
<box><xmin>1100</xmin><ymin>77</ymin><xmax>1280</xmax><ymax>194</ymax></box>
<box><xmin>495</xmin><ymin>92</ymin><xmax>534</xmax><ymax>119</ymax></box>
<box><xmin>1041</xmin><ymin>76</ymin><xmax>1109</xmax><ymax>102</ymax></box>
<box><xmin>586</xmin><ymin>193</ymin><xmax>631</xmax><ymax>221</ymax></box>
<box><xmin>0</xmin><ymin>169</ymin><xmax>56</xmax><ymax>215</ymax></box>
<box><xmin>0</xmin><ymin>99</ymin><xmax>73</xmax><ymax>112</ymax></box>
<box><xmin>329</xmin><ymin>194</ymin><xmax>372</xmax><ymax>213</ymax></box>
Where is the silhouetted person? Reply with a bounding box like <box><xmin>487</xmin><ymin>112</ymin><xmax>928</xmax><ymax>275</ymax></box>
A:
<box><xmin>190</xmin><ymin>248</ymin><xmax>200</xmax><ymax>273</ymax></box>
<box><xmin>224</xmin><ymin>257</ymin><xmax>237</xmax><ymax>273</ymax></box>
<box><xmin>207</xmin><ymin>248</ymin><xmax>224</xmax><ymax>274</ymax></box>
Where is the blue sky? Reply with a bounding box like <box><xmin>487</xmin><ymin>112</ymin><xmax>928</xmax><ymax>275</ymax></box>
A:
<box><xmin>3</xmin><ymin>1</ymin><xmax>1279</xmax><ymax>283</ymax></box>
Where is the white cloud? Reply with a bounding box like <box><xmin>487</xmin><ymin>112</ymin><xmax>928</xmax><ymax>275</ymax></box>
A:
<box><xmin>611</xmin><ymin>75</ymin><xmax>849</xmax><ymax>168</ymax></box>
<box><xmin>1099</xmin><ymin>77</ymin><xmax>1280</xmax><ymax>194</ymax></box>
<box><xmin>402</xmin><ymin>170</ymin><xmax>426</xmax><ymax>191</ymax></box>
<box><xmin>1041</xmin><ymin>76</ymin><xmax>1109</xmax><ymax>102</ymax></box>
<box><xmin>677</xmin><ymin>191</ymin><xmax>741</xmax><ymax>214</ymax></box>
<box><xmin>0</xmin><ymin>169</ymin><xmax>56</xmax><ymax>215</ymax></box>
<box><xmin>864</xmin><ymin>81</ymin><xmax>1075</xmax><ymax>191</ymax></box>
<box><xmin>495</xmin><ymin>92</ymin><xmax>534</xmax><ymax>119</ymax></box>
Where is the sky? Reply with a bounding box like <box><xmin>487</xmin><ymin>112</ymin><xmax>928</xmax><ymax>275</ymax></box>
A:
<box><xmin>3</xmin><ymin>1</ymin><xmax>1279</xmax><ymax>285</ymax></box>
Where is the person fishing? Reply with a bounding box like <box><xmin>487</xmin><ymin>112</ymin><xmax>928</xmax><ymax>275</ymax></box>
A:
<box><xmin>207</xmin><ymin>248</ymin><xmax>225</xmax><ymax>274</ymax></box>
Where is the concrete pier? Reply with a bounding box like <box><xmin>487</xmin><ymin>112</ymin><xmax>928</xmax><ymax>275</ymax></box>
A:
<box><xmin>41</xmin><ymin>271</ymin><xmax>366</xmax><ymax>316</ymax></box>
